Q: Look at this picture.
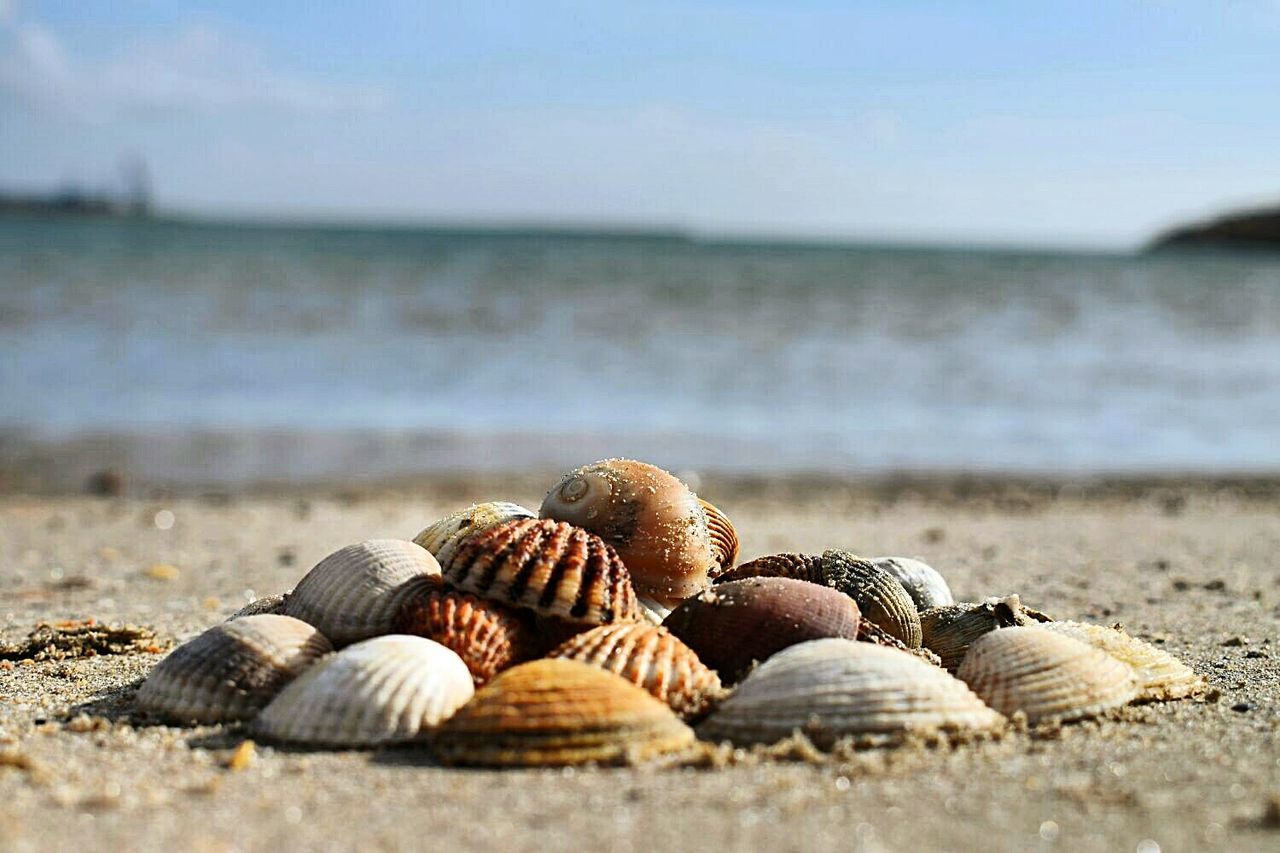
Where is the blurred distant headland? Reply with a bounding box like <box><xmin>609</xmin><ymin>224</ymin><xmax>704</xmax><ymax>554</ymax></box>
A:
<box><xmin>1150</xmin><ymin>204</ymin><xmax>1280</xmax><ymax>251</ymax></box>
<box><xmin>0</xmin><ymin>186</ymin><xmax>153</xmax><ymax>220</ymax></box>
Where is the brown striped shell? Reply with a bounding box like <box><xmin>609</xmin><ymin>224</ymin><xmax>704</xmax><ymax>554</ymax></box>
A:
<box><xmin>547</xmin><ymin>623</ymin><xmax>723</xmax><ymax>718</ymax></box>
<box><xmin>283</xmin><ymin>539</ymin><xmax>441</xmax><ymax>646</ymax></box>
<box><xmin>394</xmin><ymin>582</ymin><xmax>542</xmax><ymax>686</ymax></box>
<box><xmin>698</xmin><ymin>639</ymin><xmax>1004</xmax><ymax>748</ymax></box>
<box><xmin>136</xmin><ymin>615</ymin><xmax>332</xmax><ymax>723</ymax></box>
<box><xmin>661</xmin><ymin>576</ymin><xmax>862</xmax><ymax>683</ymax></box>
<box><xmin>1039</xmin><ymin>621</ymin><xmax>1205</xmax><ymax>701</ymax></box>
<box><xmin>920</xmin><ymin>595</ymin><xmax>1050</xmax><ymax>672</ymax></box>
<box><xmin>540</xmin><ymin>459</ymin><xmax>717</xmax><ymax>606</ymax></box>
<box><xmin>253</xmin><ymin>635</ymin><xmax>474</xmax><ymax>746</ymax></box>
<box><xmin>956</xmin><ymin>626</ymin><xmax>1139</xmax><ymax>724</ymax></box>
<box><xmin>443</xmin><ymin>518</ymin><xmax>640</xmax><ymax>625</ymax></box>
<box><xmin>718</xmin><ymin>550</ymin><xmax>922</xmax><ymax>648</ymax></box>
<box><xmin>432</xmin><ymin>658</ymin><xmax>697</xmax><ymax>767</ymax></box>
<box><xmin>698</xmin><ymin>498</ymin><xmax>739</xmax><ymax>575</ymax></box>
<box><xmin>412</xmin><ymin>501</ymin><xmax>535</xmax><ymax>567</ymax></box>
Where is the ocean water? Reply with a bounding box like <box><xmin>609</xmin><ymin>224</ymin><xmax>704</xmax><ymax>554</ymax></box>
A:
<box><xmin>2</xmin><ymin>217</ymin><xmax>1280</xmax><ymax>481</ymax></box>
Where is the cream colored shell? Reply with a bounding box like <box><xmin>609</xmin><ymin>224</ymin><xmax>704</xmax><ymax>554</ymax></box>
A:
<box><xmin>872</xmin><ymin>556</ymin><xmax>954</xmax><ymax>610</ymax></box>
<box><xmin>1039</xmin><ymin>621</ymin><xmax>1205</xmax><ymax>701</ymax></box>
<box><xmin>697</xmin><ymin>638</ymin><xmax>1004</xmax><ymax>747</ymax></box>
<box><xmin>956</xmin><ymin>626</ymin><xmax>1138</xmax><ymax>723</ymax></box>
<box><xmin>413</xmin><ymin>501</ymin><xmax>535</xmax><ymax>567</ymax></box>
<box><xmin>252</xmin><ymin>635</ymin><xmax>473</xmax><ymax>746</ymax></box>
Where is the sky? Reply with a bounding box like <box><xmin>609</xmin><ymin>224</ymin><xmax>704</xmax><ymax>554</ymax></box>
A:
<box><xmin>2</xmin><ymin>1</ymin><xmax>1280</xmax><ymax>248</ymax></box>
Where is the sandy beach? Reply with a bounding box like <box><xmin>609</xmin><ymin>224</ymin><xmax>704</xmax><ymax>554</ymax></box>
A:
<box><xmin>1</xmin><ymin>476</ymin><xmax>1278</xmax><ymax>852</ymax></box>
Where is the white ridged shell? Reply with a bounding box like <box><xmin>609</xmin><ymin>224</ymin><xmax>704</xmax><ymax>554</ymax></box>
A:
<box><xmin>413</xmin><ymin>502</ymin><xmax>535</xmax><ymax>567</ymax></box>
<box><xmin>873</xmin><ymin>556</ymin><xmax>954</xmax><ymax>610</ymax></box>
<box><xmin>697</xmin><ymin>638</ymin><xmax>1004</xmax><ymax>747</ymax></box>
<box><xmin>956</xmin><ymin>626</ymin><xmax>1139</xmax><ymax>723</ymax></box>
<box><xmin>136</xmin><ymin>615</ymin><xmax>331</xmax><ymax>723</ymax></box>
<box><xmin>283</xmin><ymin>539</ymin><xmax>441</xmax><ymax>646</ymax></box>
<box><xmin>1039</xmin><ymin>621</ymin><xmax>1205</xmax><ymax>701</ymax></box>
<box><xmin>252</xmin><ymin>635</ymin><xmax>474</xmax><ymax>746</ymax></box>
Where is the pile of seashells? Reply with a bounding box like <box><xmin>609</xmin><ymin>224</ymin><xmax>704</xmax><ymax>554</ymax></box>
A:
<box><xmin>136</xmin><ymin>458</ymin><xmax>1206</xmax><ymax>766</ymax></box>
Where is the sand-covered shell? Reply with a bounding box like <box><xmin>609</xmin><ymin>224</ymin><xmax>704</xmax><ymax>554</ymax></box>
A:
<box><xmin>662</xmin><ymin>576</ymin><xmax>861</xmax><ymax>683</ymax></box>
<box><xmin>873</xmin><ymin>556</ymin><xmax>954</xmax><ymax>610</ymax></box>
<box><xmin>540</xmin><ymin>458</ymin><xmax>718</xmax><ymax>606</ymax></box>
<box><xmin>443</xmin><ymin>518</ymin><xmax>639</xmax><ymax>625</ymax></box>
<box><xmin>548</xmin><ymin>623</ymin><xmax>723</xmax><ymax>718</ymax></box>
<box><xmin>920</xmin><ymin>594</ymin><xmax>1049</xmax><ymax>672</ymax></box>
<box><xmin>699</xmin><ymin>498</ymin><xmax>739</xmax><ymax>575</ymax></box>
<box><xmin>137</xmin><ymin>615</ymin><xmax>332</xmax><ymax>723</ymax></box>
<box><xmin>283</xmin><ymin>539</ymin><xmax>441</xmax><ymax>646</ymax></box>
<box><xmin>227</xmin><ymin>593</ymin><xmax>288</xmax><ymax>620</ymax></box>
<box><xmin>413</xmin><ymin>501</ymin><xmax>535</xmax><ymax>567</ymax></box>
<box><xmin>432</xmin><ymin>658</ymin><xmax>696</xmax><ymax>766</ymax></box>
<box><xmin>698</xmin><ymin>639</ymin><xmax>1004</xmax><ymax>748</ymax></box>
<box><xmin>956</xmin><ymin>626</ymin><xmax>1138</xmax><ymax>724</ymax></box>
<box><xmin>253</xmin><ymin>635</ymin><xmax>473</xmax><ymax>746</ymax></box>
<box><xmin>1040</xmin><ymin>621</ymin><xmax>1205</xmax><ymax>701</ymax></box>
<box><xmin>717</xmin><ymin>550</ymin><xmax>922</xmax><ymax>648</ymax></box>
<box><xmin>394</xmin><ymin>583</ymin><xmax>542</xmax><ymax>686</ymax></box>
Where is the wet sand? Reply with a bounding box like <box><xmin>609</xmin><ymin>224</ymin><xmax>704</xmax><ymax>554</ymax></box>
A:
<box><xmin>1</xmin><ymin>478</ymin><xmax>1278</xmax><ymax>852</ymax></box>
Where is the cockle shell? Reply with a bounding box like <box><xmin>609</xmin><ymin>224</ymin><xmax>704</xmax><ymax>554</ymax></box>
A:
<box><xmin>872</xmin><ymin>556</ymin><xmax>954</xmax><ymax>610</ymax></box>
<box><xmin>698</xmin><ymin>638</ymin><xmax>1004</xmax><ymax>748</ymax></box>
<box><xmin>394</xmin><ymin>582</ymin><xmax>542</xmax><ymax>686</ymax></box>
<box><xmin>253</xmin><ymin>635</ymin><xmax>473</xmax><ymax>746</ymax></box>
<box><xmin>717</xmin><ymin>550</ymin><xmax>922</xmax><ymax>649</ymax></box>
<box><xmin>548</xmin><ymin>623</ymin><xmax>724</xmax><ymax>719</ymax></box>
<box><xmin>699</xmin><ymin>498</ymin><xmax>739</xmax><ymax>575</ymax></box>
<box><xmin>137</xmin><ymin>615</ymin><xmax>331</xmax><ymax>723</ymax></box>
<box><xmin>412</xmin><ymin>501</ymin><xmax>535</xmax><ymax>567</ymax></box>
<box><xmin>432</xmin><ymin>658</ymin><xmax>697</xmax><ymax>766</ymax></box>
<box><xmin>540</xmin><ymin>458</ymin><xmax>718</xmax><ymax>606</ymax></box>
<box><xmin>227</xmin><ymin>593</ymin><xmax>288</xmax><ymax>620</ymax></box>
<box><xmin>956</xmin><ymin>626</ymin><xmax>1139</xmax><ymax>724</ymax></box>
<box><xmin>283</xmin><ymin>539</ymin><xmax>441</xmax><ymax>646</ymax></box>
<box><xmin>443</xmin><ymin>518</ymin><xmax>640</xmax><ymax>625</ymax></box>
<box><xmin>662</xmin><ymin>576</ymin><xmax>861</xmax><ymax>683</ymax></box>
<box><xmin>1039</xmin><ymin>621</ymin><xmax>1205</xmax><ymax>701</ymax></box>
<box><xmin>920</xmin><ymin>595</ymin><xmax>1050</xmax><ymax>672</ymax></box>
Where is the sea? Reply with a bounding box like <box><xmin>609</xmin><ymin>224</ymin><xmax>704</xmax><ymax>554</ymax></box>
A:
<box><xmin>3</xmin><ymin>217</ymin><xmax>1279</xmax><ymax>484</ymax></box>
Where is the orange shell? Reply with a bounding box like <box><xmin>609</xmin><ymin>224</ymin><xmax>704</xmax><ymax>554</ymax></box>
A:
<box><xmin>395</xmin><ymin>584</ymin><xmax>542</xmax><ymax>685</ymax></box>
<box><xmin>699</xmin><ymin>498</ymin><xmax>739</xmax><ymax>576</ymax></box>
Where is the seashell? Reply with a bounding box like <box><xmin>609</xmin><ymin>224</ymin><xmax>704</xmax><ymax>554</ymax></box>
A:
<box><xmin>548</xmin><ymin>623</ymin><xmax>724</xmax><ymax>718</ymax></box>
<box><xmin>283</xmin><ymin>539</ymin><xmax>441</xmax><ymax>646</ymax></box>
<box><xmin>443</xmin><ymin>518</ymin><xmax>639</xmax><ymax>625</ymax></box>
<box><xmin>718</xmin><ymin>550</ymin><xmax>922</xmax><ymax>649</ymax></box>
<box><xmin>540</xmin><ymin>458</ymin><xmax>718</xmax><ymax>606</ymax></box>
<box><xmin>872</xmin><ymin>556</ymin><xmax>954</xmax><ymax>610</ymax></box>
<box><xmin>636</xmin><ymin>595</ymin><xmax>674</xmax><ymax>626</ymax></box>
<box><xmin>661</xmin><ymin>576</ymin><xmax>861</xmax><ymax>683</ymax></box>
<box><xmin>432</xmin><ymin>658</ymin><xmax>696</xmax><ymax>766</ymax></box>
<box><xmin>698</xmin><ymin>638</ymin><xmax>1004</xmax><ymax>748</ymax></box>
<box><xmin>137</xmin><ymin>615</ymin><xmax>331</xmax><ymax>723</ymax></box>
<box><xmin>1039</xmin><ymin>621</ymin><xmax>1205</xmax><ymax>701</ymax></box>
<box><xmin>857</xmin><ymin>617</ymin><xmax>944</xmax><ymax>667</ymax></box>
<box><xmin>698</xmin><ymin>498</ymin><xmax>739</xmax><ymax>575</ymax></box>
<box><xmin>394</xmin><ymin>584</ymin><xmax>541</xmax><ymax>686</ymax></box>
<box><xmin>920</xmin><ymin>594</ymin><xmax>1048</xmax><ymax>672</ymax></box>
<box><xmin>227</xmin><ymin>593</ymin><xmax>288</xmax><ymax>620</ymax></box>
<box><xmin>413</xmin><ymin>501</ymin><xmax>535</xmax><ymax>567</ymax></box>
<box><xmin>253</xmin><ymin>635</ymin><xmax>473</xmax><ymax>746</ymax></box>
<box><xmin>956</xmin><ymin>626</ymin><xmax>1138</xmax><ymax>724</ymax></box>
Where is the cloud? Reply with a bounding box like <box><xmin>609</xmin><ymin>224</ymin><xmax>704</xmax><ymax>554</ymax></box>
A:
<box><xmin>0</xmin><ymin>20</ymin><xmax>391</xmax><ymax>121</ymax></box>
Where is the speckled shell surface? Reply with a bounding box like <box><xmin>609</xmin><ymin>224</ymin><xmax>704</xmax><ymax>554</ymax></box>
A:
<box><xmin>137</xmin><ymin>615</ymin><xmax>331</xmax><ymax>723</ymax></box>
<box><xmin>662</xmin><ymin>576</ymin><xmax>861</xmax><ymax>683</ymax></box>
<box><xmin>698</xmin><ymin>639</ymin><xmax>1004</xmax><ymax>747</ymax></box>
<box><xmin>540</xmin><ymin>458</ymin><xmax>716</xmax><ymax>605</ymax></box>
<box><xmin>432</xmin><ymin>658</ymin><xmax>696</xmax><ymax>766</ymax></box>
<box><xmin>413</xmin><ymin>502</ymin><xmax>535</xmax><ymax>567</ymax></box>
<box><xmin>1040</xmin><ymin>621</ymin><xmax>1205</xmax><ymax>701</ymax></box>
<box><xmin>920</xmin><ymin>595</ymin><xmax>1045</xmax><ymax>672</ymax></box>
<box><xmin>698</xmin><ymin>498</ymin><xmax>739</xmax><ymax>576</ymax></box>
<box><xmin>227</xmin><ymin>593</ymin><xmax>288</xmax><ymax>620</ymax></box>
<box><xmin>283</xmin><ymin>539</ymin><xmax>441</xmax><ymax>646</ymax></box>
<box><xmin>395</xmin><ymin>584</ymin><xmax>541</xmax><ymax>686</ymax></box>
<box><xmin>443</xmin><ymin>518</ymin><xmax>639</xmax><ymax>625</ymax></box>
<box><xmin>252</xmin><ymin>635</ymin><xmax>474</xmax><ymax>746</ymax></box>
<box><xmin>548</xmin><ymin>623</ymin><xmax>723</xmax><ymax>718</ymax></box>
<box><xmin>873</xmin><ymin>557</ymin><xmax>955</xmax><ymax>610</ymax></box>
<box><xmin>956</xmin><ymin>626</ymin><xmax>1138</xmax><ymax>723</ymax></box>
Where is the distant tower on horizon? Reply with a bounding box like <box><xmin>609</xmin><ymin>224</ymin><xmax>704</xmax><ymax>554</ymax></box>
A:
<box><xmin>118</xmin><ymin>152</ymin><xmax>153</xmax><ymax>217</ymax></box>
